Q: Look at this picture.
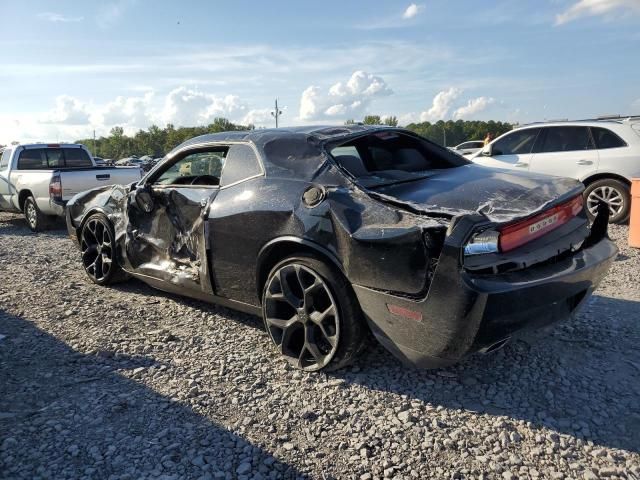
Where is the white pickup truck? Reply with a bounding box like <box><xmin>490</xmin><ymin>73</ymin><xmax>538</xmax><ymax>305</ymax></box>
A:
<box><xmin>0</xmin><ymin>143</ymin><xmax>142</xmax><ymax>231</ymax></box>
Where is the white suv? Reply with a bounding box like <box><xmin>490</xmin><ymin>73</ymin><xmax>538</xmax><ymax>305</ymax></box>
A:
<box><xmin>471</xmin><ymin>118</ymin><xmax>640</xmax><ymax>223</ymax></box>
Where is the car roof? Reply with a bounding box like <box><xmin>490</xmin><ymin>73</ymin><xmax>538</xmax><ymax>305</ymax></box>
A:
<box><xmin>13</xmin><ymin>143</ymin><xmax>87</xmax><ymax>151</ymax></box>
<box><xmin>171</xmin><ymin>124</ymin><xmax>395</xmax><ymax>152</ymax></box>
<box><xmin>515</xmin><ymin>119</ymin><xmax>638</xmax><ymax>130</ymax></box>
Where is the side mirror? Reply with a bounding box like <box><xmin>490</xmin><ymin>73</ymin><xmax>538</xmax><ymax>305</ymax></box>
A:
<box><xmin>481</xmin><ymin>144</ymin><xmax>492</xmax><ymax>156</ymax></box>
<box><xmin>134</xmin><ymin>186</ymin><xmax>154</xmax><ymax>213</ymax></box>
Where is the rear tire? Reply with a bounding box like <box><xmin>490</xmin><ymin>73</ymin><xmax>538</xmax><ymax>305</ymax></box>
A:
<box><xmin>262</xmin><ymin>255</ymin><xmax>367</xmax><ymax>372</ymax></box>
<box><xmin>23</xmin><ymin>196</ymin><xmax>51</xmax><ymax>232</ymax></box>
<box><xmin>584</xmin><ymin>179</ymin><xmax>630</xmax><ymax>224</ymax></box>
<box><xmin>80</xmin><ymin>213</ymin><xmax>127</xmax><ymax>286</ymax></box>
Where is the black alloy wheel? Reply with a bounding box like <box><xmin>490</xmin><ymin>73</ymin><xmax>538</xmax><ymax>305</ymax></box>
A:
<box><xmin>262</xmin><ymin>256</ymin><xmax>367</xmax><ymax>372</ymax></box>
<box><xmin>80</xmin><ymin>214</ymin><xmax>122</xmax><ymax>285</ymax></box>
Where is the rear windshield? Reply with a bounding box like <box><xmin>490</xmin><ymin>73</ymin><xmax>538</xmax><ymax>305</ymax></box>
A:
<box><xmin>17</xmin><ymin>148</ymin><xmax>93</xmax><ymax>170</ymax></box>
<box><xmin>328</xmin><ymin>131</ymin><xmax>467</xmax><ymax>187</ymax></box>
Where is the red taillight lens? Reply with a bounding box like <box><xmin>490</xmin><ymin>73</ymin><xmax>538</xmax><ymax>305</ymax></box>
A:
<box><xmin>499</xmin><ymin>195</ymin><xmax>583</xmax><ymax>252</ymax></box>
<box><xmin>49</xmin><ymin>175</ymin><xmax>62</xmax><ymax>200</ymax></box>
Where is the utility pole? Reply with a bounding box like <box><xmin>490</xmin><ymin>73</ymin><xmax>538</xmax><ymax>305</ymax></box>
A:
<box><xmin>93</xmin><ymin>130</ymin><xmax>96</xmax><ymax>156</ymax></box>
<box><xmin>443</xmin><ymin>125</ymin><xmax>447</xmax><ymax>147</ymax></box>
<box><xmin>271</xmin><ymin>99</ymin><xmax>283</xmax><ymax>128</ymax></box>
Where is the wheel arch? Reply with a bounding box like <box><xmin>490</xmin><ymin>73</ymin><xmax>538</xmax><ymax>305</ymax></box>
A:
<box><xmin>582</xmin><ymin>172</ymin><xmax>632</xmax><ymax>188</ymax></box>
<box><xmin>256</xmin><ymin>236</ymin><xmax>347</xmax><ymax>304</ymax></box>
<box><xmin>76</xmin><ymin>207</ymin><xmax>112</xmax><ymax>243</ymax></box>
<box><xmin>18</xmin><ymin>189</ymin><xmax>34</xmax><ymax>210</ymax></box>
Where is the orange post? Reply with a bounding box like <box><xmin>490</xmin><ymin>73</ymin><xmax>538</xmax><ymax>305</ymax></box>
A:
<box><xmin>630</xmin><ymin>178</ymin><xmax>640</xmax><ymax>248</ymax></box>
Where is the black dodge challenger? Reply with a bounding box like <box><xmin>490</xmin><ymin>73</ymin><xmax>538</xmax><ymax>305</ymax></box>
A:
<box><xmin>66</xmin><ymin>125</ymin><xmax>617</xmax><ymax>371</ymax></box>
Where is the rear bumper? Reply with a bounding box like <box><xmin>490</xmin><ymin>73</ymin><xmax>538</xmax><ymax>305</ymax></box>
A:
<box><xmin>353</xmin><ymin>220</ymin><xmax>617</xmax><ymax>368</ymax></box>
<box><xmin>49</xmin><ymin>198</ymin><xmax>66</xmax><ymax>216</ymax></box>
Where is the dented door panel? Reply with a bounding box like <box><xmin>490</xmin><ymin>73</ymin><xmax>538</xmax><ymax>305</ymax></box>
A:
<box><xmin>125</xmin><ymin>186</ymin><xmax>216</xmax><ymax>295</ymax></box>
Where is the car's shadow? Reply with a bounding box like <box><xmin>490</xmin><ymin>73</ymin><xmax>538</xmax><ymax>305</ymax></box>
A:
<box><xmin>0</xmin><ymin>309</ymin><xmax>306</xmax><ymax>479</ymax></box>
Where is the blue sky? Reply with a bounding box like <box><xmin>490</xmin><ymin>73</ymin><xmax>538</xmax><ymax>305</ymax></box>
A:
<box><xmin>0</xmin><ymin>0</ymin><xmax>639</xmax><ymax>143</ymax></box>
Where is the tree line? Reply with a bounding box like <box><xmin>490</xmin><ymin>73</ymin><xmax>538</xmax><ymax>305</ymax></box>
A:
<box><xmin>75</xmin><ymin>118</ymin><xmax>252</xmax><ymax>159</ymax></box>
<box><xmin>73</xmin><ymin>116</ymin><xmax>515</xmax><ymax>159</ymax></box>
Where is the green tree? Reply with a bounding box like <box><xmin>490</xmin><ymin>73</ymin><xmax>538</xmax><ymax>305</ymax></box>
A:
<box><xmin>363</xmin><ymin>115</ymin><xmax>382</xmax><ymax>125</ymax></box>
<box><xmin>383</xmin><ymin>116</ymin><xmax>398</xmax><ymax>127</ymax></box>
<box><xmin>74</xmin><ymin>118</ymin><xmax>252</xmax><ymax>159</ymax></box>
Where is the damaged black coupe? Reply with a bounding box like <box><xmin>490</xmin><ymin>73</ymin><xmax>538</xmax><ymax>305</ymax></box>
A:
<box><xmin>66</xmin><ymin>126</ymin><xmax>617</xmax><ymax>371</ymax></box>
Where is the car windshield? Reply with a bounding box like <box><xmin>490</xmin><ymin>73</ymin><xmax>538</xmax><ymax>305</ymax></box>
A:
<box><xmin>328</xmin><ymin>131</ymin><xmax>467</xmax><ymax>187</ymax></box>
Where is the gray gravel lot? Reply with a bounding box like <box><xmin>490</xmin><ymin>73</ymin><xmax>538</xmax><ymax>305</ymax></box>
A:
<box><xmin>0</xmin><ymin>211</ymin><xmax>639</xmax><ymax>480</ymax></box>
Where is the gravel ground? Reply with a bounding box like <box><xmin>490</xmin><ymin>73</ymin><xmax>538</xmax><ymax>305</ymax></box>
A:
<box><xmin>0</xmin><ymin>211</ymin><xmax>639</xmax><ymax>480</ymax></box>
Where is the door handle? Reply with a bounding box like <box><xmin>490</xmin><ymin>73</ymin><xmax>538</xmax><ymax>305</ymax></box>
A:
<box><xmin>576</xmin><ymin>160</ymin><xmax>593</xmax><ymax>165</ymax></box>
<box><xmin>96</xmin><ymin>174</ymin><xmax>111</xmax><ymax>180</ymax></box>
<box><xmin>515</xmin><ymin>162</ymin><xmax>528</xmax><ymax>167</ymax></box>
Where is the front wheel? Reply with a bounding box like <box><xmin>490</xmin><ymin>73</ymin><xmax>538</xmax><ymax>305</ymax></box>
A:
<box><xmin>80</xmin><ymin>214</ymin><xmax>127</xmax><ymax>285</ymax></box>
<box><xmin>584</xmin><ymin>179</ymin><xmax>630</xmax><ymax>224</ymax></box>
<box><xmin>262</xmin><ymin>255</ymin><xmax>367</xmax><ymax>372</ymax></box>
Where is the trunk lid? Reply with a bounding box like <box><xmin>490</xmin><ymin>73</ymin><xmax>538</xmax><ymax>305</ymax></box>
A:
<box><xmin>368</xmin><ymin>164</ymin><xmax>584</xmax><ymax>223</ymax></box>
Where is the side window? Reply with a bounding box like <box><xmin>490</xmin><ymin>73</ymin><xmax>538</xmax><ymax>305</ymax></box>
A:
<box><xmin>330</xmin><ymin>146</ymin><xmax>360</xmax><ymax>159</ymax></box>
<box><xmin>591</xmin><ymin>127</ymin><xmax>627</xmax><ymax>149</ymax></box>
<box><xmin>540</xmin><ymin>127</ymin><xmax>593</xmax><ymax>153</ymax></box>
<box><xmin>492</xmin><ymin>129</ymin><xmax>540</xmax><ymax>156</ymax></box>
<box><xmin>155</xmin><ymin>149</ymin><xmax>227</xmax><ymax>186</ymax></box>
<box><xmin>17</xmin><ymin>149</ymin><xmax>47</xmax><ymax>170</ymax></box>
<box><xmin>220</xmin><ymin>144</ymin><xmax>262</xmax><ymax>187</ymax></box>
<box><xmin>64</xmin><ymin>148</ymin><xmax>93</xmax><ymax>167</ymax></box>
<box><xmin>0</xmin><ymin>150</ymin><xmax>10</xmax><ymax>169</ymax></box>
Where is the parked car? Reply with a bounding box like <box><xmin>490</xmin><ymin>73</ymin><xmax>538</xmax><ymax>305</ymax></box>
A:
<box><xmin>66</xmin><ymin>126</ymin><xmax>616</xmax><ymax>371</ymax></box>
<box><xmin>449</xmin><ymin>140</ymin><xmax>484</xmax><ymax>156</ymax></box>
<box><xmin>0</xmin><ymin>143</ymin><xmax>143</xmax><ymax>231</ymax></box>
<box><xmin>116</xmin><ymin>157</ymin><xmax>142</xmax><ymax>166</ymax></box>
<box><xmin>471</xmin><ymin>118</ymin><xmax>640</xmax><ymax>223</ymax></box>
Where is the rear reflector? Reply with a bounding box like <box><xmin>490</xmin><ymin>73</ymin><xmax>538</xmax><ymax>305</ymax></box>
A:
<box><xmin>386</xmin><ymin>303</ymin><xmax>423</xmax><ymax>322</ymax></box>
<box><xmin>499</xmin><ymin>195</ymin><xmax>583</xmax><ymax>252</ymax></box>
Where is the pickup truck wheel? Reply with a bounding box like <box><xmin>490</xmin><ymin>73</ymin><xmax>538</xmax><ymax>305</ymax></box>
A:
<box><xmin>80</xmin><ymin>214</ymin><xmax>126</xmax><ymax>285</ymax></box>
<box><xmin>584</xmin><ymin>179</ymin><xmax>630</xmax><ymax>224</ymax></box>
<box><xmin>23</xmin><ymin>196</ymin><xmax>50</xmax><ymax>232</ymax></box>
<box><xmin>262</xmin><ymin>255</ymin><xmax>367</xmax><ymax>372</ymax></box>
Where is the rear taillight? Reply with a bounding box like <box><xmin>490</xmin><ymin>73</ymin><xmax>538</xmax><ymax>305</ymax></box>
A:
<box><xmin>499</xmin><ymin>195</ymin><xmax>583</xmax><ymax>252</ymax></box>
<box><xmin>465</xmin><ymin>195</ymin><xmax>584</xmax><ymax>256</ymax></box>
<box><xmin>49</xmin><ymin>174</ymin><xmax>63</xmax><ymax>201</ymax></box>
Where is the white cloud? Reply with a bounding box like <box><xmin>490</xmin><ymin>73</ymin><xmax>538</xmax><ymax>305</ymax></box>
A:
<box><xmin>37</xmin><ymin>12</ymin><xmax>84</xmax><ymax>23</ymax></box>
<box><xmin>40</xmin><ymin>95</ymin><xmax>91</xmax><ymax>125</ymax></box>
<box><xmin>0</xmin><ymin>86</ymin><xmax>272</xmax><ymax>144</ymax></box>
<box><xmin>419</xmin><ymin>87</ymin><xmax>462</xmax><ymax>121</ymax></box>
<box><xmin>99</xmin><ymin>92</ymin><xmax>153</xmax><ymax>127</ymax></box>
<box><xmin>453</xmin><ymin>96</ymin><xmax>495</xmax><ymax>119</ymax></box>
<box><xmin>555</xmin><ymin>0</ymin><xmax>640</xmax><ymax>25</ymax></box>
<box><xmin>403</xmin><ymin>4</ymin><xmax>422</xmax><ymax>19</ymax></box>
<box><xmin>299</xmin><ymin>71</ymin><xmax>392</xmax><ymax>121</ymax></box>
<box><xmin>241</xmin><ymin>108</ymin><xmax>278</xmax><ymax>126</ymax></box>
<box><xmin>159</xmin><ymin>87</ymin><xmax>248</xmax><ymax>127</ymax></box>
